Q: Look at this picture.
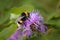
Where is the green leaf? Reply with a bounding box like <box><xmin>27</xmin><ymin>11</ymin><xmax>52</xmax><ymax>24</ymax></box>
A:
<box><xmin>0</xmin><ymin>24</ymin><xmax>17</xmax><ymax>40</ymax></box>
<box><xmin>10</xmin><ymin>4</ymin><xmax>34</xmax><ymax>14</ymax></box>
<box><xmin>46</xmin><ymin>28</ymin><xmax>60</xmax><ymax>40</ymax></box>
<box><xmin>0</xmin><ymin>12</ymin><xmax>10</xmax><ymax>25</ymax></box>
<box><xmin>46</xmin><ymin>10</ymin><xmax>60</xmax><ymax>27</ymax></box>
<box><xmin>40</xmin><ymin>28</ymin><xmax>60</xmax><ymax>40</ymax></box>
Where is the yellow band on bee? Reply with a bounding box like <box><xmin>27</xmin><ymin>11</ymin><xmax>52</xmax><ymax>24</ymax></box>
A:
<box><xmin>20</xmin><ymin>20</ymin><xmax>23</xmax><ymax>23</ymax></box>
<box><xmin>25</xmin><ymin>12</ymin><xmax>28</xmax><ymax>17</ymax></box>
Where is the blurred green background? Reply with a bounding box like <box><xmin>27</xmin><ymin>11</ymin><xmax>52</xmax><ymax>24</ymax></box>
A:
<box><xmin>0</xmin><ymin>0</ymin><xmax>60</xmax><ymax>40</ymax></box>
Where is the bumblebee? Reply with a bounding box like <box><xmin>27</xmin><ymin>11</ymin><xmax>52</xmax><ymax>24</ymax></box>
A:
<box><xmin>18</xmin><ymin>12</ymin><xmax>30</xmax><ymax>24</ymax></box>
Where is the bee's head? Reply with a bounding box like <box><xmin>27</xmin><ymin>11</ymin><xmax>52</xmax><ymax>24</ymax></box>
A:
<box><xmin>17</xmin><ymin>12</ymin><xmax>30</xmax><ymax>24</ymax></box>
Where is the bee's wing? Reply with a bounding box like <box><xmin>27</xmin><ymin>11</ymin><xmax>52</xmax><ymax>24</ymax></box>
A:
<box><xmin>15</xmin><ymin>16</ymin><xmax>24</xmax><ymax>23</ymax></box>
<box><xmin>15</xmin><ymin>16</ymin><xmax>24</xmax><ymax>29</ymax></box>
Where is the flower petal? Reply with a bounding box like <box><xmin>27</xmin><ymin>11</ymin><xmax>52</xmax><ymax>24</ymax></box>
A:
<box><xmin>7</xmin><ymin>29</ymin><xmax>22</xmax><ymax>40</ymax></box>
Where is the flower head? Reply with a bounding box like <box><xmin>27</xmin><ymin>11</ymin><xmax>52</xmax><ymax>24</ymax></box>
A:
<box><xmin>7</xmin><ymin>10</ymin><xmax>47</xmax><ymax>40</ymax></box>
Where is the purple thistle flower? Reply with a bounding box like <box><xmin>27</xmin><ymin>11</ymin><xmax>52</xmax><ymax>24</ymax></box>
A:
<box><xmin>7</xmin><ymin>28</ymin><xmax>22</xmax><ymax>40</ymax></box>
<box><xmin>7</xmin><ymin>10</ymin><xmax>47</xmax><ymax>40</ymax></box>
